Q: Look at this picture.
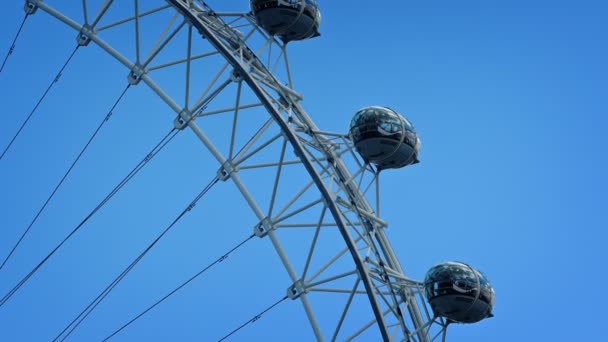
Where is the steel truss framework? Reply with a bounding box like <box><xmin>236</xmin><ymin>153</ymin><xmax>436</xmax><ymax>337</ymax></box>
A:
<box><xmin>21</xmin><ymin>0</ymin><xmax>453</xmax><ymax>340</ymax></box>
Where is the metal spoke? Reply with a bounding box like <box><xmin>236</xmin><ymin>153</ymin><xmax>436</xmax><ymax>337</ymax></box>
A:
<box><xmin>306</xmin><ymin>270</ymin><xmax>358</xmax><ymax>289</ymax></box>
<box><xmin>232</xmin><ymin>129</ymin><xmax>281</xmax><ymax>167</ymax></box>
<box><xmin>224</xmin><ymin>15</ymin><xmax>246</xmax><ymax>27</ymax></box>
<box><xmin>336</xmin><ymin>197</ymin><xmax>388</xmax><ymax>228</ymax></box>
<box><xmin>373</xmin><ymin>284</ymin><xmax>403</xmax><ymax>326</ymax></box>
<box><xmin>312</xmin><ymin>130</ymin><xmax>349</xmax><ymax>139</ymax></box>
<box><xmin>142</xmin><ymin>15</ymin><xmax>186</xmax><ymax>68</ymax></box>
<box><xmin>341</xmin><ymin>212</ymin><xmax>371</xmax><ymax>248</ymax></box>
<box><xmin>270</xmin><ymin>46</ymin><xmax>285</xmax><ymax>74</ymax></box>
<box><xmin>345</xmin><ymin>308</ymin><xmax>392</xmax><ymax>342</ymax></box>
<box><xmin>375</xmin><ymin>171</ymin><xmax>380</xmax><ymax>215</ymax></box>
<box><xmin>299</xmin><ymin>144</ymin><xmax>335</xmax><ymax>184</ymax></box>
<box><xmin>184</xmin><ymin>24</ymin><xmax>192</xmax><ymax>108</ymax></box>
<box><xmin>359</xmin><ymin>171</ymin><xmax>377</xmax><ymax>199</ymax></box>
<box><xmin>309</xmin><ymin>288</ymin><xmax>371</xmax><ymax>295</ymax></box>
<box><xmin>307</xmin><ymin>238</ymin><xmax>361</xmax><ymax>284</ymax></box>
<box><xmin>238</xmin><ymin>159</ymin><xmax>304</xmax><ymax>170</ymax></box>
<box><xmin>190</xmin><ymin>62</ymin><xmax>230</xmax><ymax>113</ymax></box>
<box><xmin>134</xmin><ymin>0</ymin><xmax>141</xmax><ymax>63</ymax></box>
<box><xmin>192</xmin><ymin>78</ymin><xmax>232</xmax><ymax>117</ymax></box>
<box><xmin>196</xmin><ymin>102</ymin><xmax>262</xmax><ymax>118</ymax></box>
<box><xmin>214</xmin><ymin>12</ymin><xmax>250</xmax><ymax>17</ymax></box>
<box><xmin>229</xmin><ymin>80</ymin><xmax>243</xmax><ymax>159</ymax></box>
<box><xmin>273</xmin><ymin>198</ymin><xmax>324</xmax><ymax>225</ymax></box>
<box><xmin>148</xmin><ymin>50</ymin><xmax>219</xmax><ymax>71</ymax></box>
<box><xmin>331</xmin><ymin>277</ymin><xmax>361</xmax><ymax>342</ymax></box>
<box><xmin>231</xmin><ymin>22</ymin><xmax>254</xmax><ymax>30</ymax></box>
<box><xmin>97</xmin><ymin>4</ymin><xmax>172</xmax><ymax>32</ymax></box>
<box><xmin>267</xmin><ymin>139</ymin><xmax>288</xmax><ymax>218</ymax></box>
<box><xmin>266</xmin><ymin>36</ymin><xmax>272</xmax><ymax>69</ymax></box>
<box><xmin>283</xmin><ymin>46</ymin><xmax>294</xmax><ymax>88</ymax></box>
<box><xmin>342</xmin><ymin>163</ymin><xmax>367</xmax><ymax>189</ymax></box>
<box><xmin>82</xmin><ymin>0</ymin><xmax>89</xmax><ymax>24</ymax></box>
<box><xmin>91</xmin><ymin>0</ymin><xmax>114</xmax><ymax>28</ymax></box>
<box><xmin>301</xmin><ymin>205</ymin><xmax>327</xmax><ymax>280</ymax></box>
<box><xmin>276</xmin><ymin>223</ymin><xmax>357</xmax><ymax>229</ymax></box>
<box><xmin>270</xmin><ymin>179</ymin><xmax>317</xmax><ymax>221</ymax></box>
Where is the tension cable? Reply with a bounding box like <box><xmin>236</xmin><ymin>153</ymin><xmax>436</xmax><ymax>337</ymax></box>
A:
<box><xmin>0</xmin><ymin>45</ymin><xmax>80</xmax><ymax>161</ymax></box>
<box><xmin>103</xmin><ymin>233</ymin><xmax>256</xmax><ymax>341</ymax></box>
<box><xmin>0</xmin><ymin>127</ymin><xmax>179</xmax><ymax>308</ymax></box>
<box><xmin>0</xmin><ymin>14</ymin><xmax>29</xmax><ymax>75</ymax></box>
<box><xmin>218</xmin><ymin>295</ymin><xmax>289</xmax><ymax>341</ymax></box>
<box><xmin>0</xmin><ymin>83</ymin><xmax>131</xmax><ymax>272</ymax></box>
<box><xmin>55</xmin><ymin>176</ymin><xmax>220</xmax><ymax>341</ymax></box>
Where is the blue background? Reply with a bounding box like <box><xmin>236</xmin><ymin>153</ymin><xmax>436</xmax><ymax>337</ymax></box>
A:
<box><xmin>0</xmin><ymin>0</ymin><xmax>606</xmax><ymax>341</ymax></box>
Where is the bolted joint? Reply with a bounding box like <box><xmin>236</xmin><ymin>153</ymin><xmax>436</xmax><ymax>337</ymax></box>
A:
<box><xmin>77</xmin><ymin>24</ymin><xmax>93</xmax><ymax>46</ymax></box>
<box><xmin>217</xmin><ymin>160</ymin><xmax>236</xmax><ymax>181</ymax></box>
<box><xmin>174</xmin><ymin>109</ymin><xmax>193</xmax><ymax>130</ymax></box>
<box><xmin>230</xmin><ymin>69</ymin><xmax>243</xmax><ymax>83</ymax></box>
<box><xmin>287</xmin><ymin>279</ymin><xmax>306</xmax><ymax>300</ymax></box>
<box><xmin>128</xmin><ymin>63</ymin><xmax>146</xmax><ymax>85</ymax></box>
<box><xmin>253</xmin><ymin>217</ymin><xmax>274</xmax><ymax>238</ymax></box>
<box><xmin>24</xmin><ymin>0</ymin><xmax>38</xmax><ymax>14</ymax></box>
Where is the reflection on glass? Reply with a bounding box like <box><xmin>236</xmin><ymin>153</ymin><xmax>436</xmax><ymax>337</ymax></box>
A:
<box><xmin>424</xmin><ymin>261</ymin><xmax>495</xmax><ymax>323</ymax></box>
<box><xmin>348</xmin><ymin>106</ymin><xmax>420</xmax><ymax>169</ymax></box>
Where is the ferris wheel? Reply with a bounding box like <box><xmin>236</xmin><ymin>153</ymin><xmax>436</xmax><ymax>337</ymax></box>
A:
<box><xmin>0</xmin><ymin>1</ymin><xmax>495</xmax><ymax>341</ymax></box>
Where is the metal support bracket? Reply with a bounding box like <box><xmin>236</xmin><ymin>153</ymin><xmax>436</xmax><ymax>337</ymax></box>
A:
<box><xmin>253</xmin><ymin>217</ymin><xmax>274</xmax><ymax>238</ymax></box>
<box><xmin>287</xmin><ymin>279</ymin><xmax>306</xmax><ymax>300</ymax></box>
<box><xmin>174</xmin><ymin>109</ymin><xmax>193</xmax><ymax>130</ymax></box>
<box><xmin>24</xmin><ymin>0</ymin><xmax>38</xmax><ymax>14</ymax></box>
<box><xmin>217</xmin><ymin>160</ymin><xmax>237</xmax><ymax>181</ymax></box>
<box><xmin>128</xmin><ymin>63</ymin><xmax>146</xmax><ymax>85</ymax></box>
<box><xmin>77</xmin><ymin>24</ymin><xmax>93</xmax><ymax>46</ymax></box>
<box><xmin>230</xmin><ymin>69</ymin><xmax>243</xmax><ymax>83</ymax></box>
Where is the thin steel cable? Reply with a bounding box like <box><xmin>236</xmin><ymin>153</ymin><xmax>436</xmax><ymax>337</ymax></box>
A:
<box><xmin>0</xmin><ymin>45</ymin><xmax>80</xmax><ymax>161</ymax></box>
<box><xmin>0</xmin><ymin>14</ymin><xmax>29</xmax><ymax>74</ymax></box>
<box><xmin>93</xmin><ymin>105</ymin><xmax>281</xmax><ymax>340</ymax></box>
<box><xmin>218</xmin><ymin>295</ymin><xmax>289</xmax><ymax>342</ymax></box>
<box><xmin>0</xmin><ymin>84</ymin><xmax>131</xmax><ymax>272</ymax></box>
<box><xmin>0</xmin><ymin>128</ymin><xmax>179</xmax><ymax>308</ymax></box>
<box><xmin>102</xmin><ymin>233</ymin><xmax>256</xmax><ymax>341</ymax></box>
<box><xmin>55</xmin><ymin>176</ymin><xmax>220</xmax><ymax>342</ymax></box>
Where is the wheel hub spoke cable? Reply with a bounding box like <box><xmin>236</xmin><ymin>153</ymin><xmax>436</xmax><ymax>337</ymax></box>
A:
<box><xmin>96</xmin><ymin>119</ymin><xmax>287</xmax><ymax>340</ymax></box>
<box><xmin>102</xmin><ymin>233</ymin><xmax>255</xmax><ymax>341</ymax></box>
<box><xmin>0</xmin><ymin>83</ymin><xmax>132</xmax><ymax>272</ymax></box>
<box><xmin>0</xmin><ymin>45</ymin><xmax>80</xmax><ymax>161</ymax></box>
<box><xmin>218</xmin><ymin>295</ymin><xmax>289</xmax><ymax>342</ymax></box>
<box><xmin>0</xmin><ymin>13</ymin><xmax>29</xmax><ymax>75</ymax></box>
<box><xmin>54</xmin><ymin>176</ymin><xmax>220</xmax><ymax>342</ymax></box>
<box><xmin>0</xmin><ymin>127</ymin><xmax>179</xmax><ymax>308</ymax></box>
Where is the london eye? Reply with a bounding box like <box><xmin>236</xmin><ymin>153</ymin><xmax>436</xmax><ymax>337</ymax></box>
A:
<box><xmin>0</xmin><ymin>1</ymin><xmax>494</xmax><ymax>340</ymax></box>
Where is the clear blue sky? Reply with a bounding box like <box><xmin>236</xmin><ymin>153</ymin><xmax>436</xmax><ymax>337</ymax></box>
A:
<box><xmin>1</xmin><ymin>1</ymin><xmax>606</xmax><ymax>341</ymax></box>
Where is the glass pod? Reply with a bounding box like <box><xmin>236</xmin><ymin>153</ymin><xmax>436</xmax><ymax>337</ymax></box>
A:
<box><xmin>424</xmin><ymin>261</ymin><xmax>495</xmax><ymax>323</ymax></box>
<box><xmin>250</xmin><ymin>0</ymin><xmax>321</xmax><ymax>42</ymax></box>
<box><xmin>349</xmin><ymin>106</ymin><xmax>420</xmax><ymax>170</ymax></box>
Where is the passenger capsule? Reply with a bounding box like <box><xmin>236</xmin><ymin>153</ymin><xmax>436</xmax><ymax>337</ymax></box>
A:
<box><xmin>349</xmin><ymin>106</ymin><xmax>420</xmax><ymax>170</ymax></box>
<box><xmin>424</xmin><ymin>261</ymin><xmax>495</xmax><ymax>323</ymax></box>
<box><xmin>250</xmin><ymin>0</ymin><xmax>321</xmax><ymax>43</ymax></box>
